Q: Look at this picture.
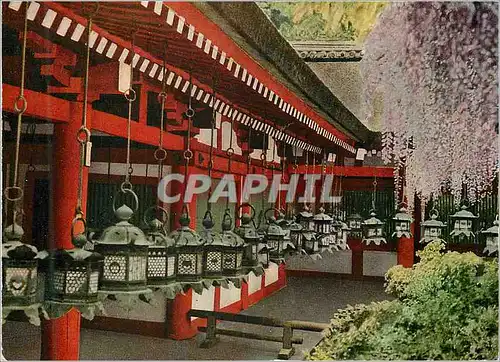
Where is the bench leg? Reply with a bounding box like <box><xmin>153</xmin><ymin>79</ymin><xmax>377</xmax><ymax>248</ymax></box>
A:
<box><xmin>278</xmin><ymin>325</ymin><xmax>295</xmax><ymax>360</ymax></box>
<box><xmin>200</xmin><ymin>316</ymin><xmax>219</xmax><ymax>348</ymax></box>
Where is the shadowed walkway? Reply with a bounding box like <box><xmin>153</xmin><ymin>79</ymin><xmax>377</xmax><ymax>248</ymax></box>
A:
<box><xmin>2</xmin><ymin>277</ymin><xmax>389</xmax><ymax>360</ymax></box>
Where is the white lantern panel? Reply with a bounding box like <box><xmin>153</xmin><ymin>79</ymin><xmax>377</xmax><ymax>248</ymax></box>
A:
<box><xmin>178</xmin><ymin>254</ymin><xmax>197</xmax><ymax>274</ymax></box>
<box><xmin>148</xmin><ymin>257</ymin><xmax>167</xmax><ymax>278</ymax></box>
<box><xmin>206</xmin><ymin>251</ymin><xmax>223</xmax><ymax>272</ymax></box>
<box><xmin>104</xmin><ymin>255</ymin><xmax>126</xmax><ymax>280</ymax></box>
<box><xmin>65</xmin><ymin>270</ymin><xmax>87</xmax><ymax>294</ymax></box>
<box><xmin>167</xmin><ymin>256</ymin><xmax>176</xmax><ymax>276</ymax></box>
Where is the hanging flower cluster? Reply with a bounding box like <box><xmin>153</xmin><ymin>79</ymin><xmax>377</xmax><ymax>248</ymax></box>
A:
<box><xmin>360</xmin><ymin>2</ymin><xmax>498</xmax><ymax>207</ymax></box>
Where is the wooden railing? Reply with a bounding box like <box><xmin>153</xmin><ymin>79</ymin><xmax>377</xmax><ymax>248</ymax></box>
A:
<box><xmin>188</xmin><ymin>309</ymin><xmax>329</xmax><ymax>360</ymax></box>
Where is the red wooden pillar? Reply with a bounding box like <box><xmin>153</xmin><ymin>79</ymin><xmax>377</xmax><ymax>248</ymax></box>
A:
<box><xmin>166</xmin><ymin>163</ymin><xmax>199</xmax><ymax>340</ymax></box>
<box><xmin>397</xmin><ymin>235</ymin><xmax>414</xmax><ymax>268</ymax></box>
<box><xmin>41</xmin><ymin>103</ymin><xmax>88</xmax><ymax>360</ymax></box>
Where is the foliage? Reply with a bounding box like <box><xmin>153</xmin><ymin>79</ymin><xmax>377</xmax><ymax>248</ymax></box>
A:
<box><xmin>360</xmin><ymin>3</ymin><xmax>498</xmax><ymax>207</ymax></box>
<box><xmin>307</xmin><ymin>241</ymin><xmax>499</xmax><ymax>360</ymax></box>
<box><xmin>259</xmin><ymin>2</ymin><xmax>385</xmax><ymax>42</ymax></box>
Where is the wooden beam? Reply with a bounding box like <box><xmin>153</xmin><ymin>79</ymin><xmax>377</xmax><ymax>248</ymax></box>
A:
<box><xmin>288</xmin><ymin>165</ymin><xmax>394</xmax><ymax>178</ymax></box>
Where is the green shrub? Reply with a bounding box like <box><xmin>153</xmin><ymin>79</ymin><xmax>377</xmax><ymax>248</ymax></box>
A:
<box><xmin>307</xmin><ymin>241</ymin><xmax>498</xmax><ymax>360</ymax></box>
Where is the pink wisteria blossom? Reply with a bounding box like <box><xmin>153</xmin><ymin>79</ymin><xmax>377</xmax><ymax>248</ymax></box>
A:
<box><xmin>360</xmin><ymin>2</ymin><xmax>498</xmax><ymax>208</ymax></box>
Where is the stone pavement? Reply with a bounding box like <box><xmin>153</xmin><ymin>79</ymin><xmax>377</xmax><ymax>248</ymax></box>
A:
<box><xmin>2</xmin><ymin>276</ymin><xmax>389</xmax><ymax>360</ymax></box>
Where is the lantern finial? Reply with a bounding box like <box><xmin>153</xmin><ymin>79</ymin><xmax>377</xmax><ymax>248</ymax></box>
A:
<box><xmin>115</xmin><ymin>204</ymin><xmax>134</xmax><ymax>221</ymax></box>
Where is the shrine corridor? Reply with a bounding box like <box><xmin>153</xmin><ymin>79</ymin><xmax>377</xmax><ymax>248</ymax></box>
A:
<box><xmin>3</xmin><ymin>277</ymin><xmax>388</xmax><ymax>360</ymax></box>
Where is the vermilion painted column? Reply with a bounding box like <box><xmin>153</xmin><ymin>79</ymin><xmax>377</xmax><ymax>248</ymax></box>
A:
<box><xmin>41</xmin><ymin>103</ymin><xmax>88</xmax><ymax>360</ymax></box>
<box><xmin>166</xmin><ymin>164</ymin><xmax>199</xmax><ymax>340</ymax></box>
<box><xmin>397</xmin><ymin>235</ymin><xmax>414</xmax><ymax>268</ymax></box>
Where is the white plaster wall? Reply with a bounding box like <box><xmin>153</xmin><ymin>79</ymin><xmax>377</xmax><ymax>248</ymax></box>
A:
<box><xmin>221</xmin><ymin>121</ymin><xmax>242</xmax><ymax>155</ymax></box>
<box><xmin>264</xmin><ymin>262</ymin><xmax>279</xmax><ymax>286</ymax></box>
<box><xmin>191</xmin><ymin>286</ymin><xmax>215</xmax><ymax>321</ymax></box>
<box><xmin>195</xmin><ymin>129</ymin><xmax>218</xmax><ymax>147</ymax></box>
<box><xmin>248</xmin><ymin>271</ymin><xmax>262</xmax><ymax>295</ymax></box>
<box><xmin>286</xmin><ymin>250</ymin><xmax>352</xmax><ymax>274</ymax></box>
<box><xmin>363</xmin><ymin>251</ymin><xmax>397</xmax><ymax>277</ymax></box>
<box><xmin>219</xmin><ymin>281</ymin><xmax>240</xmax><ymax>308</ymax></box>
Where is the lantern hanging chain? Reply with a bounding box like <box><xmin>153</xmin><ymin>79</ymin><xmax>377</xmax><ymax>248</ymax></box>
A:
<box><xmin>312</xmin><ymin>153</ymin><xmax>316</xmax><ymax>211</ymax></box>
<box><xmin>303</xmin><ymin>151</ymin><xmax>309</xmax><ymax>208</ymax></box>
<box><xmin>123</xmin><ymin>32</ymin><xmax>137</xmax><ymax>190</ymax></box>
<box><xmin>247</xmin><ymin>128</ymin><xmax>252</xmax><ymax>174</ymax></box>
<box><xmin>27</xmin><ymin>123</ymin><xmax>37</xmax><ymax>173</ymax></box>
<box><xmin>226</xmin><ymin>112</ymin><xmax>235</xmax><ymax>210</ymax></box>
<box><xmin>5</xmin><ymin>4</ymin><xmax>29</xmax><ymax>225</ymax></box>
<box><xmin>320</xmin><ymin>149</ymin><xmax>326</xmax><ymax>208</ymax></box>
<box><xmin>182</xmin><ymin>70</ymin><xmax>194</xmax><ymax>209</ymax></box>
<box><xmin>372</xmin><ymin>176</ymin><xmax>378</xmax><ymax>212</ymax></box>
<box><xmin>207</xmin><ymin>76</ymin><xmax>217</xmax><ymax>211</ymax></box>
<box><xmin>156</xmin><ymin>45</ymin><xmax>169</xmax><ymax>206</ymax></box>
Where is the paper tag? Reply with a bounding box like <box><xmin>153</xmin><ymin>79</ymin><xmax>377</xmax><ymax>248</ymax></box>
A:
<box><xmin>84</xmin><ymin>141</ymin><xmax>92</xmax><ymax>167</ymax></box>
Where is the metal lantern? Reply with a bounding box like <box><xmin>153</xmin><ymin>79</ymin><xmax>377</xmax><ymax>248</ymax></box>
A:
<box><xmin>170</xmin><ymin>209</ymin><xmax>204</xmax><ymax>282</ymax></box>
<box><xmin>220</xmin><ymin>210</ymin><xmax>245</xmax><ymax>276</ymax></box>
<box><xmin>288</xmin><ymin>217</ymin><xmax>303</xmax><ymax>252</ymax></box>
<box><xmin>449</xmin><ymin>205</ymin><xmax>479</xmax><ymax>242</ymax></box>
<box><xmin>234</xmin><ymin>205</ymin><xmax>262</xmax><ymax>267</ymax></box>
<box><xmin>346</xmin><ymin>213</ymin><xmax>363</xmax><ymax>238</ymax></box>
<box><xmin>2</xmin><ymin>223</ymin><xmax>42</xmax><ymax>307</ymax></box>
<box><xmin>200</xmin><ymin>210</ymin><xmax>224</xmax><ymax>278</ymax></box>
<box><xmin>95</xmin><ymin>191</ymin><xmax>152</xmax><ymax>292</ymax></box>
<box><xmin>314</xmin><ymin>207</ymin><xmax>334</xmax><ymax>251</ymax></box>
<box><xmin>258</xmin><ymin>243</ymin><xmax>270</xmax><ymax>269</ymax></box>
<box><xmin>276</xmin><ymin>212</ymin><xmax>297</xmax><ymax>257</ymax></box>
<box><xmin>335</xmin><ymin>220</ymin><xmax>351</xmax><ymax>250</ymax></box>
<box><xmin>419</xmin><ymin>209</ymin><xmax>446</xmax><ymax>244</ymax></box>
<box><xmin>296</xmin><ymin>205</ymin><xmax>315</xmax><ymax>232</ymax></box>
<box><xmin>362</xmin><ymin>211</ymin><xmax>386</xmax><ymax>245</ymax></box>
<box><xmin>45</xmin><ymin>217</ymin><xmax>104</xmax><ymax>303</ymax></box>
<box><xmin>392</xmin><ymin>207</ymin><xmax>413</xmax><ymax>239</ymax></box>
<box><xmin>144</xmin><ymin>207</ymin><xmax>177</xmax><ymax>286</ymax></box>
<box><xmin>482</xmin><ymin>216</ymin><xmax>499</xmax><ymax>256</ymax></box>
<box><xmin>261</xmin><ymin>209</ymin><xmax>287</xmax><ymax>259</ymax></box>
<box><xmin>296</xmin><ymin>206</ymin><xmax>319</xmax><ymax>254</ymax></box>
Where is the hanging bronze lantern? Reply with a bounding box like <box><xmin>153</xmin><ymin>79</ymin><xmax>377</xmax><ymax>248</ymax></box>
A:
<box><xmin>144</xmin><ymin>206</ymin><xmax>177</xmax><ymax>286</ymax></box>
<box><xmin>313</xmin><ymin>207</ymin><xmax>334</xmax><ymax>251</ymax></box>
<box><xmin>2</xmin><ymin>222</ymin><xmax>42</xmax><ymax>307</ymax></box>
<box><xmin>419</xmin><ymin>209</ymin><xmax>446</xmax><ymax>244</ymax></box>
<box><xmin>44</xmin><ymin>216</ymin><xmax>104</xmax><ymax>303</ymax></box>
<box><xmin>362</xmin><ymin>211</ymin><xmax>386</xmax><ymax>245</ymax></box>
<box><xmin>170</xmin><ymin>207</ymin><xmax>204</xmax><ymax>282</ymax></box>
<box><xmin>276</xmin><ymin>211</ymin><xmax>297</xmax><ymax>257</ymax></box>
<box><xmin>234</xmin><ymin>204</ymin><xmax>262</xmax><ymax>267</ymax></box>
<box><xmin>220</xmin><ymin>210</ymin><xmax>245</xmax><ymax>276</ymax></box>
<box><xmin>392</xmin><ymin>206</ymin><xmax>413</xmax><ymax>239</ymax></box>
<box><xmin>449</xmin><ymin>205</ymin><xmax>478</xmax><ymax>243</ymax></box>
<box><xmin>288</xmin><ymin>216</ymin><xmax>303</xmax><ymax>252</ymax></box>
<box><xmin>258</xmin><ymin>244</ymin><xmax>270</xmax><ymax>269</ymax></box>
<box><xmin>261</xmin><ymin>208</ymin><xmax>287</xmax><ymax>259</ymax></box>
<box><xmin>200</xmin><ymin>210</ymin><xmax>224</xmax><ymax>279</ymax></box>
<box><xmin>296</xmin><ymin>205</ymin><xmax>319</xmax><ymax>254</ymax></box>
<box><xmin>94</xmin><ymin>189</ymin><xmax>151</xmax><ymax>292</ymax></box>
<box><xmin>335</xmin><ymin>220</ymin><xmax>351</xmax><ymax>250</ymax></box>
<box><xmin>482</xmin><ymin>216</ymin><xmax>498</xmax><ymax>256</ymax></box>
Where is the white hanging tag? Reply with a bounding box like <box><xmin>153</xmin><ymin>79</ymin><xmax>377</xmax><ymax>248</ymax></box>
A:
<box><xmin>84</xmin><ymin>141</ymin><xmax>92</xmax><ymax>167</ymax></box>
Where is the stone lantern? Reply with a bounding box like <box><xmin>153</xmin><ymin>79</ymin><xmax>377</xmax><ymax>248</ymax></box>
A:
<box><xmin>419</xmin><ymin>209</ymin><xmax>446</xmax><ymax>244</ymax></box>
<box><xmin>481</xmin><ymin>217</ymin><xmax>498</xmax><ymax>256</ymax></box>
<box><xmin>449</xmin><ymin>205</ymin><xmax>478</xmax><ymax>243</ymax></box>
<box><xmin>392</xmin><ymin>207</ymin><xmax>413</xmax><ymax>239</ymax></box>
<box><xmin>346</xmin><ymin>213</ymin><xmax>363</xmax><ymax>238</ymax></box>
<box><xmin>362</xmin><ymin>211</ymin><xmax>386</xmax><ymax>245</ymax></box>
